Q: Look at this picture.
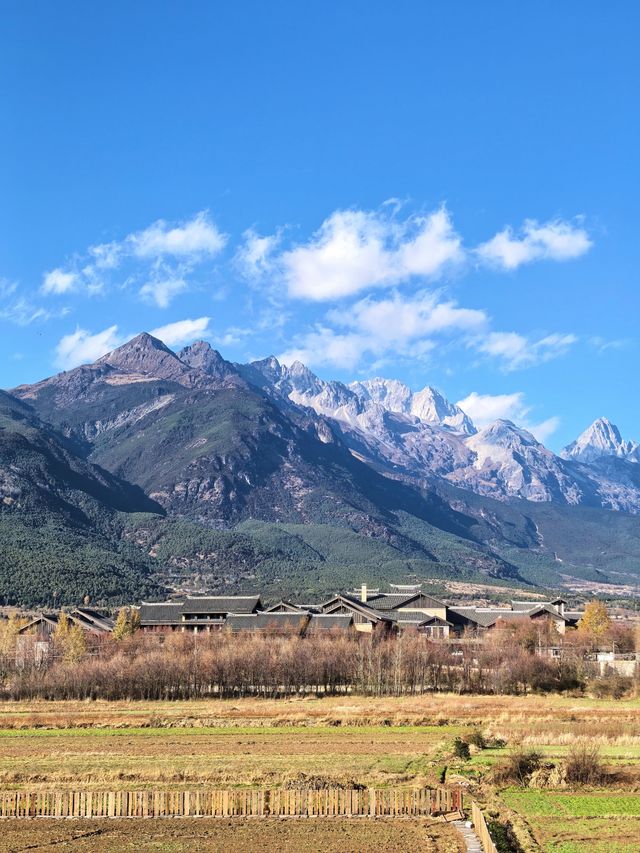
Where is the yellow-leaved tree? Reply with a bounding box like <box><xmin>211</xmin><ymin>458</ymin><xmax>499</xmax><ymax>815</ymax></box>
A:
<box><xmin>578</xmin><ymin>601</ymin><xmax>611</xmax><ymax>639</ymax></box>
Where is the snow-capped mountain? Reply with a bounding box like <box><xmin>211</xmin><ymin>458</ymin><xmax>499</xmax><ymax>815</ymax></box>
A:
<box><xmin>449</xmin><ymin>420</ymin><xmax>587</xmax><ymax>504</ymax></box>
<box><xmin>247</xmin><ymin>355</ymin><xmax>640</xmax><ymax>513</ymax></box>
<box><xmin>562</xmin><ymin>417</ymin><xmax>639</xmax><ymax>463</ymax></box>
<box><xmin>350</xmin><ymin>378</ymin><xmax>476</xmax><ymax>435</ymax></box>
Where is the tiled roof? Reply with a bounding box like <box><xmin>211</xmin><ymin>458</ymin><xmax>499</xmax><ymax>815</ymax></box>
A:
<box><xmin>226</xmin><ymin>612</ymin><xmax>309</xmax><ymax>632</ymax></box>
<box><xmin>182</xmin><ymin>596</ymin><xmax>261</xmax><ymax>614</ymax></box>
<box><xmin>323</xmin><ymin>595</ymin><xmax>394</xmax><ymax>622</ymax></box>
<box><xmin>306</xmin><ymin>614</ymin><xmax>353</xmax><ymax>631</ymax></box>
<box><xmin>417</xmin><ymin>615</ymin><xmax>452</xmax><ymax>627</ymax></box>
<box><xmin>511</xmin><ymin>600</ymin><xmax>549</xmax><ymax>611</ymax></box>
<box><xmin>367</xmin><ymin>592</ymin><xmax>446</xmax><ymax>611</ymax></box>
<box><xmin>564</xmin><ymin>610</ymin><xmax>584</xmax><ymax>622</ymax></box>
<box><xmin>139</xmin><ymin>602</ymin><xmax>184</xmax><ymax>625</ymax></box>
<box><xmin>71</xmin><ymin>608</ymin><xmax>114</xmax><ymax>632</ymax></box>
<box><xmin>263</xmin><ymin>601</ymin><xmax>305</xmax><ymax>613</ymax></box>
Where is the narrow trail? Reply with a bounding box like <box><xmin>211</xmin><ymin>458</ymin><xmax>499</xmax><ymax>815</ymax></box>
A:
<box><xmin>453</xmin><ymin>819</ymin><xmax>484</xmax><ymax>852</ymax></box>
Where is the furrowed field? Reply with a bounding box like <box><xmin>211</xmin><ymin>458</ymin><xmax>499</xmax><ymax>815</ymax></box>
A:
<box><xmin>0</xmin><ymin>694</ymin><xmax>638</xmax><ymax>851</ymax></box>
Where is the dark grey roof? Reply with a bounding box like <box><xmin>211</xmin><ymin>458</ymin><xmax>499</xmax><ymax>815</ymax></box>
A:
<box><xmin>322</xmin><ymin>595</ymin><xmax>394</xmax><ymax>623</ymax></box>
<box><xmin>367</xmin><ymin>592</ymin><xmax>446</xmax><ymax>611</ymax></box>
<box><xmin>17</xmin><ymin>613</ymin><xmax>60</xmax><ymax>633</ymax></box>
<box><xmin>511</xmin><ymin>600</ymin><xmax>549</xmax><ymax>611</ymax></box>
<box><xmin>224</xmin><ymin>614</ymin><xmax>257</xmax><ymax>631</ymax></box>
<box><xmin>564</xmin><ymin>610</ymin><xmax>584</xmax><ymax>622</ymax></box>
<box><xmin>417</xmin><ymin>615</ymin><xmax>452</xmax><ymax>627</ymax></box>
<box><xmin>71</xmin><ymin>608</ymin><xmax>114</xmax><ymax>632</ymax></box>
<box><xmin>394</xmin><ymin>613</ymin><xmax>430</xmax><ymax>624</ymax></box>
<box><xmin>182</xmin><ymin>595</ymin><xmax>261</xmax><ymax>615</ymax></box>
<box><xmin>306</xmin><ymin>614</ymin><xmax>353</xmax><ymax>631</ymax></box>
<box><xmin>226</xmin><ymin>612</ymin><xmax>309</xmax><ymax>632</ymax></box>
<box><xmin>448</xmin><ymin>607</ymin><xmax>526</xmax><ymax>628</ymax></box>
<box><xmin>263</xmin><ymin>601</ymin><xmax>305</xmax><ymax>613</ymax></box>
<box><xmin>527</xmin><ymin>604</ymin><xmax>567</xmax><ymax>621</ymax></box>
<box><xmin>139</xmin><ymin>602</ymin><xmax>184</xmax><ymax>625</ymax></box>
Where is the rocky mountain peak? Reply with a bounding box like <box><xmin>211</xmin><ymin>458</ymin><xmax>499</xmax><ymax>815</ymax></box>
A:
<box><xmin>250</xmin><ymin>356</ymin><xmax>284</xmax><ymax>385</ymax></box>
<box><xmin>286</xmin><ymin>361</ymin><xmax>326</xmax><ymax>395</ymax></box>
<box><xmin>470</xmin><ymin>419</ymin><xmax>540</xmax><ymax>450</ymax></box>
<box><xmin>411</xmin><ymin>386</ymin><xmax>476</xmax><ymax>435</ymax></box>
<box><xmin>178</xmin><ymin>340</ymin><xmax>239</xmax><ymax>382</ymax></box>
<box><xmin>350</xmin><ymin>378</ymin><xmax>412</xmax><ymax>412</ymax></box>
<box><xmin>98</xmin><ymin>333</ymin><xmax>179</xmax><ymax>371</ymax></box>
<box><xmin>562</xmin><ymin>417</ymin><xmax>638</xmax><ymax>463</ymax></box>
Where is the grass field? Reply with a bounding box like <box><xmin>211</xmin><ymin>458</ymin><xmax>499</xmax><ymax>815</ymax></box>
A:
<box><xmin>0</xmin><ymin>694</ymin><xmax>638</xmax><ymax>851</ymax></box>
<box><xmin>499</xmin><ymin>789</ymin><xmax>640</xmax><ymax>852</ymax></box>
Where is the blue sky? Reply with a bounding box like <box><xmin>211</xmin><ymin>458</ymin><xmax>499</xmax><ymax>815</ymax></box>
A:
<box><xmin>1</xmin><ymin>1</ymin><xmax>637</xmax><ymax>450</ymax></box>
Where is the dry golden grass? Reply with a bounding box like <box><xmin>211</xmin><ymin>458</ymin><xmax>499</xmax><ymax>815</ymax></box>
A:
<box><xmin>0</xmin><ymin>694</ymin><xmax>638</xmax><ymax>793</ymax></box>
<box><xmin>1</xmin><ymin>693</ymin><xmax>638</xmax><ymax>730</ymax></box>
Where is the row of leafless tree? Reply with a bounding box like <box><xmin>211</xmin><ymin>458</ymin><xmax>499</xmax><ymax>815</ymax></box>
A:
<box><xmin>2</xmin><ymin>629</ymin><xmax>596</xmax><ymax>700</ymax></box>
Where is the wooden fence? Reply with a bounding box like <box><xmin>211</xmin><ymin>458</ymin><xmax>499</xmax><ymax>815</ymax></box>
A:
<box><xmin>471</xmin><ymin>801</ymin><xmax>498</xmax><ymax>853</ymax></box>
<box><xmin>0</xmin><ymin>787</ymin><xmax>462</xmax><ymax>819</ymax></box>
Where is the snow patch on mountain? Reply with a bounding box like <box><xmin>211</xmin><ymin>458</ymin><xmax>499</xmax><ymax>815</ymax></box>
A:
<box><xmin>562</xmin><ymin>417</ymin><xmax>639</xmax><ymax>463</ymax></box>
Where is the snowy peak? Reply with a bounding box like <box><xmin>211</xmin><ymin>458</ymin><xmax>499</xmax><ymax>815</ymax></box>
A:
<box><xmin>411</xmin><ymin>386</ymin><xmax>476</xmax><ymax>435</ymax></box>
<box><xmin>469</xmin><ymin>419</ymin><xmax>540</xmax><ymax>451</ymax></box>
<box><xmin>349</xmin><ymin>378</ymin><xmax>475</xmax><ymax>435</ymax></box>
<box><xmin>562</xmin><ymin>417</ymin><xmax>639</xmax><ymax>463</ymax></box>
<box><xmin>350</xmin><ymin>378</ymin><xmax>412</xmax><ymax>413</ymax></box>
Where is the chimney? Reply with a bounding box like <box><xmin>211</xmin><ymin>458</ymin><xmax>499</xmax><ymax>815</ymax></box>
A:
<box><xmin>360</xmin><ymin>584</ymin><xmax>367</xmax><ymax>603</ymax></box>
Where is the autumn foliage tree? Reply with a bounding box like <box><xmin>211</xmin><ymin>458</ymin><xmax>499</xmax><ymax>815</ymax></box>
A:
<box><xmin>578</xmin><ymin>601</ymin><xmax>611</xmax><ymax>643</ymax></box>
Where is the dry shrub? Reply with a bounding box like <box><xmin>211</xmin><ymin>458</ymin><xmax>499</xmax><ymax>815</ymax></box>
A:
<box><xmin>493</xmin><ymin>746</ymin><xmax>542</xmax><ymax>785</ymax></box>
<box><xmin>591</xmin><ymin>673</ymin><xmax>633</xmax><ymax>700</ymax></box>
<box><xmin>565</xmin><ymin>743</ymin><xmax>605</xmax><ymax>785</ymax></box>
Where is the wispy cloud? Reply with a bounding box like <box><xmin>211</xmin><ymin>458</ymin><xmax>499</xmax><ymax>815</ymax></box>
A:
<box><xmin>41</xmin><ymin>268</ymin><xmax>78</xmax><ymax>295</ymax></box>
<box><xmin>40</xmin><ymin>211</ymin><xmax>227</xmax><ymax>308</ymax></box>
<box><xmin>457</xmin><ymin>390</ymin><xmax>560</xmax><ymax>442</ymax></box>
<box><xmin>0</xmin><ymin>278</ymin><xmax>62</xmax><ymax>326</ymax></box>
<box><xmin>234</xmin><ymin>228</ymin><xmax>281</xmax><ymax>280</ymax></box>
<box><xmin>127</xmin><ymin>211</ymin><xmax>226</xmax><ymax>259</ymax></box>
<box><xmin>278</xmin><ymin>290</ymin><xmax>486</xmax><ymax>370</ymax></box>
<box><xmin>54</xmin><ymin>325</ymin><xmax>125</xmax><ymax>370</ymax></box>
<box><xmin>150</xmin><ymin>316</ymin><xmax>211</xmax><ymax>347</ymax></box>
<box><xmin>474</xmin><ymin>331</ymin><xmax>577</xmax><ymax>371</ymax></box>
<box><xmin>332</xmin><ymin>290</ymin><xmax>487</xmax><ymax>343</ymax></box>
<box><xmin>140</xmin><ymin>275</ymin><xmax>188</xmax><ymax>308</ymax></box>
<box><xmin>476</xmin><ymin>218</ymin><xmax>592</xmax><ymax>270</ymax></box>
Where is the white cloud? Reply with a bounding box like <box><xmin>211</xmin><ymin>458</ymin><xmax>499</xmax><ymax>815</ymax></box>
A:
<box><xmin>40</xmin><ymin>213</ymin><xmax>227</xmax><ymax>307</ymax></box>
<box><xmin>280</xmin><ymin>290</ymin><xmax>486</xmax><ymax>370</ymax></box>
<box><xmin>280</xmin><ymin>206</ymin><xmax>463</xmax><ymax>301</ymax></box>
<box><xmin>235</xmin><ymin>229</ymin><xmax>280</xmax><ymax>280</ymax></box>
<box><xmin>528</xmin><ymin>416</ymin><xmax>561</xmax><ymax>443</ymax></box>
<box><xmin>279</xmin><ymin>327</ymin><xmax>370</xmax><ymax>370</ymax></box>
<box><xmin>54</xmin><ymin>325</ymin><xmax>125</xmax><ymax>370</ymax></box>
<box><xmin>128</xmin><ymin>211</ymin><xmax>227</xmax><ymax>259</ymax></box>
<box><xmin>456</xmin><ymin>391</ymin><xmax>531</xmax><ymax>427</ymax></box>
<box><xmin>332</xmin><ymin>290</ymin><xmax>487</xmax><ymax>344</ymax></box>
<box><xmin>475</xmin><ymin>331</ymin><xmax>577</xmax><ymax>370</ymax></box>
<box><xmin>477</xmin><ymin>218</ymin><xmax>592</xmax><ymax>270</ymax></box>
<box><xmin>457</xmin><ymin>391</ymin><xmax>560</xmax><ymax>443</ymax></box>
<box><xmin>140</xmin><ymin>276</ymin><xmax>187</xmax><ymax>308</ymax></box>
<box><xmin>88</xmin><ymin>241</ymin><xmax>122</xmax><ymax>270</ymax></box>
<box><xmin>41</xmin><ymin>268</ymin><xmax>78</xmax><ymax>295</ymax></box>
<box><xmin>150</xmin><ymin>316</ymin><xmax>211</xmax><ymax>347</ymax></box>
